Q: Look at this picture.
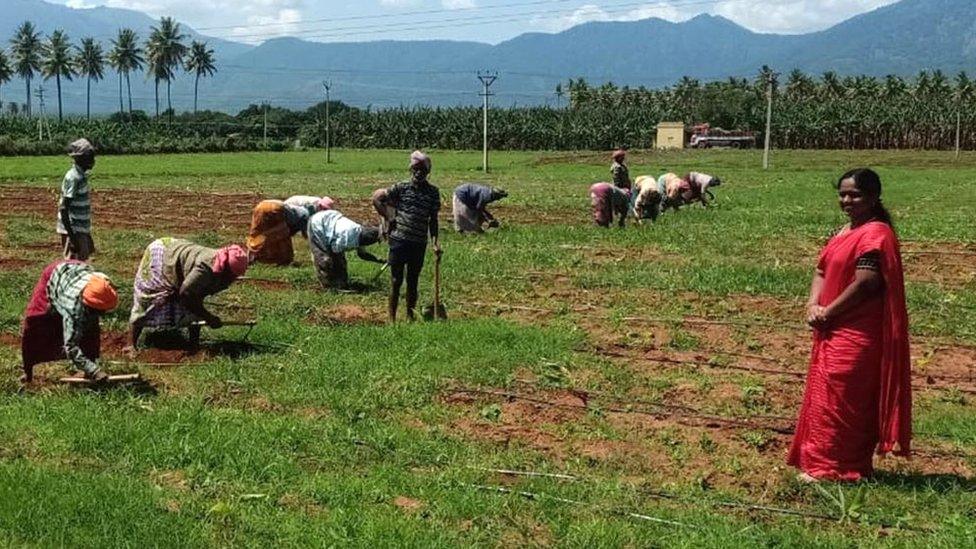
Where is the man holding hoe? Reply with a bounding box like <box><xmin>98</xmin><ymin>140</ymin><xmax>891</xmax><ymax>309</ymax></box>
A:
<box><xmin>374</xmin><ymin>151</ymin><xmax>442</xmax><ymax>322</ymax></box>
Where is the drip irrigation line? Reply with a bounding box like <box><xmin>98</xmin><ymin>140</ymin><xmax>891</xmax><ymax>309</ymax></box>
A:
<box><xmin>471</xmin><ymin>467</ymin><xmax>838</xmax><ymax>522</ymax></box>
<box><xmin>626</xmin><ymin>355</ymin><xmax>976</xmax><ymax>394</ymax></box>
<box><xmin>449</xmin><ymin>386</ymin><xmax>795</xmax><ymax>434</ymax></box>
<box><xmin>461</xmin><ymin>483</ymin><xmax>694</xmax><ymax>528</ymax></box>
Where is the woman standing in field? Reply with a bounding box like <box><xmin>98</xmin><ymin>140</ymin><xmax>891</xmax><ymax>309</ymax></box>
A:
<box><xmin>610</xmin><ymin>149</ymin><xmax>631</xmax><ymax>189</ymax></box>
<box><xmin>788</xmin><ymin>168</ymin><xmax>911</xmax><ymax>482</ymax></box>
<box><xmin>129</xmin><ymin>238</ymin><xmax>249</xmax><ymax>349</ymax></box>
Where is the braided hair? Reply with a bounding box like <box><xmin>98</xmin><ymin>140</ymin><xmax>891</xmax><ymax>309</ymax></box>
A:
<box><xmin>837</xmin><ymin>168</ymin><xmax>893</xmax><ymax>227</ymax></box>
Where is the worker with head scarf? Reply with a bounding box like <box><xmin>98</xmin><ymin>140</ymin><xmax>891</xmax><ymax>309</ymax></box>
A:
<box><xmin>631</xmin><ymin>175</ymin><xmax>663</xmax><ymax>222</ymax></box>
<box><xmin>452</xmin><ymin>183</ymin><xmax>508</xmax><ymax>233</ymax></box>
<box><xmin>610</xmin><ymin>149</ymin><xmax>631</xmax><ymax>190</ymax></box>
<box><xmin>247</xmin><ymin>195</ymin><xmax>335</xmax><ymax>265</ymax></box>
<box><xmin>307</xmin><ymin>209</ymin><xmax>384</xmax><ymax>290</ymax></box>
<box><xmin>374</xmin><ymin>150</ymin><xmax>442</xmax><ymax>321</ymax></box>
<box><xmin>58</xmin><ymin>138</ymin><xmax>97</xmax><ymax>261</ymax></box>
<box><xmin>129</xmin><ymin>238</ymin><xmax>249</xmax><ymax>350</ymax></box>
<box><xmin>20</xmin><ymin>260</ymin><xmax>118</xmax><ymax>383</ymax></box>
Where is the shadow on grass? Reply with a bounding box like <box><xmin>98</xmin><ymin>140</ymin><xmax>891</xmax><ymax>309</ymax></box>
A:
<box><xmin>872</xmin><ymin>471</ymin><xmax>976</xmax><ymax>493</ymax></box>
<box><xmin>141</xmin><ymin>330</ymin><xmax>278</xmax><ymax>360</ymax></box>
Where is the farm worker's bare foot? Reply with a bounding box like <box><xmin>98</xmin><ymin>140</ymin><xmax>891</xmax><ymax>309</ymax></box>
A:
<box><xmin>796</xmin><ymin>472</ymin><xmax>819</xmax><ymax>484</ymax></box>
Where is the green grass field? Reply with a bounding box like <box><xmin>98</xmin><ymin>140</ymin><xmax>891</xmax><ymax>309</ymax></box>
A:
<box><xmin>1</xmin><ymin>149</ymin><xmax>974</xmax><ymax>547</ymax></box>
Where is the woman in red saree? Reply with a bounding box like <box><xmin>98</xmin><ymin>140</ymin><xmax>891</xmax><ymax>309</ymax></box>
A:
<box><xmin>788</xmin><ymin>168</ymin><xmax>912</xmax><ymax>482</ymax></box>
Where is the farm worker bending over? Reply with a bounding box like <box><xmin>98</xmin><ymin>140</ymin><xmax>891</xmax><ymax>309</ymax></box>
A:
<box><xmin>589</xmin><ymin>182</ymin><xmax>630</xmax><ymax>228</ymax></box>
<box><xmin>657</xmin><ymin>172</ymin><xmax>686</xmax><ymax>212</ymax></box>
<box><xmin>681</xmin><ymin>172</ymin><xmax>722</xmax><ymax>206</ymax></box>
<box><xmin>57</xmin><ymin>138</ymin><xmax>97</xmax><ymax>261</ymax></box>
<box><xmin>452</xmin><ymin>183</ymin><xmax>508</xmax><ymax>233</ymax></box>
<box><xmin>20</xmin><ymin>260</ymin><xmax>118</xmax><ymax>383</ymax></box>
<box><xmin>631</xmin><ymin>175</ymin><xmax>663</xmax><ymax>222</ymax></box>
<box><xmin>375</xmin><ymin>150</ymin><xmax>442</xmax><ymax>322</ymax></box>
<box><xmin>610</xmin><ymin>149</ymin><xmax>631</xmax><ymax>189</ymax></box>
<box><xmin>789</xmin><ymin>168</ymin><xmax>911</xmax><ymax>482</ymax></box>
<box><xmin>246</xmin><ymin>196</ymin><xmax>335</xmax><ymax>265</ymax></box>
<box><xmin>129</xmin><ymin>238</ymin><xmax>249</xmax><ymax>350</ymax></box>
<box><xmin>371</xmin><ymin>188</ymin><xmax>396</xmax><ymax>240</ymax></box>
<box><xmin>307</xmin><ymin>209</ymin><xmax>384</xmax><ymax>289</ymax></box>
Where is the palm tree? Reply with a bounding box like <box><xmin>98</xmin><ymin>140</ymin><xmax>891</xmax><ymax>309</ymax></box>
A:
<box><xmin>0</xmin><ymin>51</ymin><xmax>12</xmax><ymax>112</ymax></box>
<box><xmin>108</xmin><ymin>28</ymin><xmax>144</xmax><ymax>116</ymax></box>
<box><xmin>146</xmin><ymin>17</ymin><xmax>186</xmax><ymax>117</ymax></box>
<box><xmin>75</xmin><ymin>37</ymin><xmax>104</xmax><ymax>120</ymax></box>
<box><xmin>9</xmin><ymin>21</ymin><xmax>43</xmax><ymax>117</ymax></box>
<box><xmin>42</xmin><ymin>30</ymin><xmax>74</xmax><ymax>121</ymax></box>
<box><xmin>183</xmin><ymin>41</ymin><xmax>216</xmax><ymax>113</ymax></box>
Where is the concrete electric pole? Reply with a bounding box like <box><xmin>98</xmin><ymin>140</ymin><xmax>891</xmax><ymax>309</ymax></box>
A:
<box><xmin>322</xmin><ymin>80</ymin><xmax>332</xmax><ymax>164</ymax></box>
<box><xmin>478</xmin><ymin>71</ymin><xmax>497</xmax><ymax>173</ymax></box>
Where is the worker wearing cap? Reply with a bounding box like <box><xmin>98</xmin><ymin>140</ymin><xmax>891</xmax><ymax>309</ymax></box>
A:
<box><xmin>57</xmin><ymin>138</ymin><xmax>96</xmax><ymax>260</ymax></box>
<box><xmin>610</xmin><ymin>149</ymin><xmax>631</xmax><ymax>190</ymax></box>
<box><xmin>20</xmin><ymin>260</ymin><xmax>119</xmax><ymax>383</ymax></box>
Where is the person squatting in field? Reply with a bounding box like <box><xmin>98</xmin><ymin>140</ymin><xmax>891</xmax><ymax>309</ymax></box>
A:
<box><xmin>610</xmin><ymin>149</ymin><xmax>631</xmax><ymax>190</ymax></box>
<box><xmin>21</xmin><ymin>260</ymin><xmax>118</xmax><ymax>383</ymax></box>
<box><xmin>452</xmin><ymin>183</ymin><xmax>508</xmax><ymax>233</ymax></box>
<box><xmin>129</xmin><ymin>238</ymin><xmax>250</xmax><ymax>350</ymax></box>
<box><xmin>246</xmin><ymin>195</ymin><xmax>336</xmax><ymax>265</ymax></box>
<box><xmin>631</xmin><ymin>175</ymin><xmax>663</xmax><ymax>222</ymax></box>
<box><xmin>374</xmin><ymin>150</ymin><xmax>442</xmax><ymax>322</ymax></box>
<box><xmin>57</xmin><ymin>138</ymin><xmax>97</xmax><ymax>261</ymax></box>
<box><xmin>788</xmin><ymin>168</ymin><xmax>911</xmax><ymax>482</ymax></box>
<box><xmin>307</xmin><ymin>209</ymin><xmax>384</xmax><ymax>289</ymax></box>
<box><xmin>589</xmin><ymin>182</ymin><xmax>631</xmax><ymax>228</ymax></box>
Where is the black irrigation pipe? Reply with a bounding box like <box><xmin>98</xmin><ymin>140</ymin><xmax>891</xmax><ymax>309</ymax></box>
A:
<box><xmin>472</xmin><ymin>467</ymin><xmax>838</xmax><ymax>522</ymax></box>
<box><xmin>449</xmin><ymin>387</ymin><xmax>796</xmax><ymax>435</ymax></box>
<box><xmin>450</xmin><ymin>386</ymin><xmax>976</xmax><ymax>461</ymax></box>
<box><xmin>620</xmin><ymin>354</ymin><xmax>976</xmax><ymax>395</ymax></box>
<box><xmin>461</xmin><ymin>483</ymin><xmax>694</xmax><ymax>528</ymax></box>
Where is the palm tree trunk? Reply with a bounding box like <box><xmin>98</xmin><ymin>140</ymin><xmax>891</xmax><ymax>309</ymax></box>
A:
<box><xmin>166</xmin><ymin>79</ymin><xmax>172</xmax><ymax>116</ymax></box>
<box><xmin>26</xmin><ymin>77</ymin><xmax>31</xmax><ymax>118</ymax></box>
<box><xmin>118</xmin><ymin>71</ymin><xmax>124</xmax><ymax>115</ymax></box>
<box><xmin>194</xmin><ymin>72</ymin><xmax>199</xmax><ymax>113</ymax></box>
<box><xmin>56</xmin><ymin>74</ymin><xmax>63</xmax><ymax>122</ymax></box>
<box><xmin>154</xmin><ymin>78</ymin><xmax>159</xmax><ymax>117</ymax></box>
<box><xmin>126</xmin><ymin>72</ymin><xmax>132</xmax><ymax>115</ymax></box>
<box><xmin>86</xmin><ymin>76</ymin><xmax>91</xmax><ymax>121</ymax></box>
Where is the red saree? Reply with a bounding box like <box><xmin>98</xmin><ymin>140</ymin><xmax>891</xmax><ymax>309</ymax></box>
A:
<box><xmin>788</xmin><ymin>221</ymin><xmax>911</xmax><ymax>480</ymax></box>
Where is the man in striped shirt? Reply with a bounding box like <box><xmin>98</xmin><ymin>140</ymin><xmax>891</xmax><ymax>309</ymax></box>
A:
<box><xmin>375</xmin><ymin>151</ymin><xmax>442</xmax><ymax>321</ymax></box>
<box><xmin>57</xmin><ymin>139</ymin><xmax>96</xmax><ymax>260</ymax></box>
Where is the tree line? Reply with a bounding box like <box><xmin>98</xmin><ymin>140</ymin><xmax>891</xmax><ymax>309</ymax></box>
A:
<box><xmin>0</xmin><ymin>17</ymin><xmax>216</xmax><ymax>121</ymax></box>
<box><xmin>565</xmin><ymin>66</ymin><xmax>976</xmax><ymax>150</ymax></box>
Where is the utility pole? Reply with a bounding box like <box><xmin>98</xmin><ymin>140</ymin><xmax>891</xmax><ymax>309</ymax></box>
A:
<box><xmin>36</xmin><ymin>85</ymin><xmax>48</xmax><ymax>141</ymax></box>
<box><xmin>263</xmin><ymin>101</ymin><xmax>268</xmax><ymax>148</ymax></box>
<box><xmin>762</xmin><ymin>71</ymin><xmax>776</xmax><ymax>170</ymax></box>
<box><xmin>322</xmin><ymin>80</ymin><xmax>332</xmax><ymax>163</ymax></box>
<box><xmin>478</xmin><ymin>71</ymin><xmax>497</xmax><ymax>173</ymax></box>
<box><xmin>955</xmin><ymin>110</ymin><xmax>962</xmax><ymax>159</ymax></box>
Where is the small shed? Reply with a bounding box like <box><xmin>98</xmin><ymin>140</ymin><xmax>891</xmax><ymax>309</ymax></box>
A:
<box><xmin>656</xmin><ymin>122</ymin><xmax>685</xmax><ymax>149</ymax></box>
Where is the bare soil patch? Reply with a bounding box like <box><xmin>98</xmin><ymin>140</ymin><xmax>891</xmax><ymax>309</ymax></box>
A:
<box><xmin>0</xmin><ymin>257</ymin><xmax>38</xmax><ymax>271</ymax></box>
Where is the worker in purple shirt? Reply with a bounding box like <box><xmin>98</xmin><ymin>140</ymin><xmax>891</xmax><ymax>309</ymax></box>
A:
<box><xmin>452</xmin><ymin>183</ymin><xmax>508</xmax><ymax>233</ymax></box>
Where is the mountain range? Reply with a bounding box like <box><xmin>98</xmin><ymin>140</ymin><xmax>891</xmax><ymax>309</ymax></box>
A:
<box><xmin>1</xmin><ymin>0</ymin><xmax>975</xmax><ymax>114</ymax></box>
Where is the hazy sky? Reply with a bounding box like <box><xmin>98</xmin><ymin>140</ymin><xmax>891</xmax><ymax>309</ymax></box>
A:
<box><xmin>56</xmin><ymin>0</ymin><xmax>900</xmax><ymax>44</ymax></box>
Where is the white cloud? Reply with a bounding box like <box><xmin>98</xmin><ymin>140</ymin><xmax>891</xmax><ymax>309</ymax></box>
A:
<box><xmin>442</xmin><ymin>0</ymin><xmax>476</xmax><ymax>9</ymax></box>
<box><xmin>378</xmin><ymin>0</ymin><xmax>422</xmax><ymax>7</ymax></box>
<box><xmin>229</xmin><ymin>7</ymin><xmax>304</xmax><ymax>43</ymax></box>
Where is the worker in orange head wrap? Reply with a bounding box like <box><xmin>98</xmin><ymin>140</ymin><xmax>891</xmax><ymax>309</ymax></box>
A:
<box><xmin>20</xmin><ymin>260</ymin><xmax>119</xmax><ymax>383</ymax></box>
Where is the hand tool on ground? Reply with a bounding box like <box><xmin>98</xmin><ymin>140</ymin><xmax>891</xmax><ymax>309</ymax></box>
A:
<box><xmin>192</xmin><ymin>319</ymin><xmax>258</xmax><ymax>342</ymax></box>
<box><xmin>59</xmin><ymin>373</ymin><xmax>142</xmax><ymax>385</ymax></box>
<box><xmin>371</xmin><ymin>261</ymin><xmax>390</xmax><ymax>283</ymax></box>
<box><xmin>423</xmin><ymin>251</ymin><xmax>447</xmax><ymax>321</ymax></box>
